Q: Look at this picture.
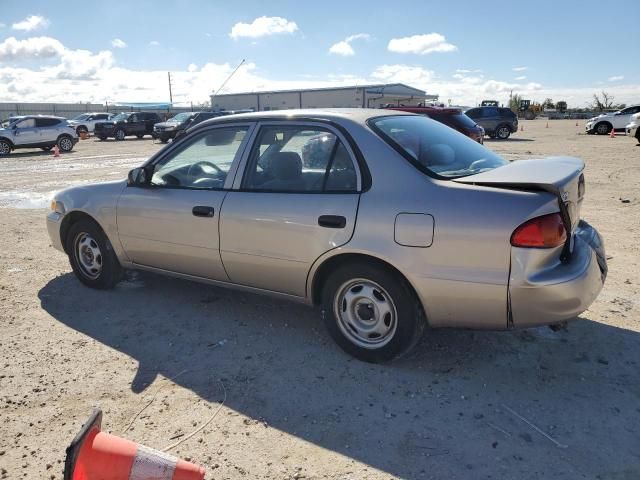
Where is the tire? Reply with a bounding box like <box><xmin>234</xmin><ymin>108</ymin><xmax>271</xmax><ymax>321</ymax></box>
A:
<box><xmin>0</xmin><ymin>139</ymin><xmax>11</xmax><ymax>156</ymax></box>
<box><xmin>595</xmin><ymin>122</ymin><xmax>611</xmax><ymax>135</ymax></box>
<box><xmin>495</xmin><ymin>125</ymin><xmax>511</xmax><ymax>140</ymax></box>
<box><xmin>57</xmin><ymin>135</ymin><xmax>74</xmax><ymax>152</ymax></box>
<box><xmin>66</xmin><ymin>218</ymin><xmax>122</xmax><ymax>289</ymax></box>
<box><xmin>136</xmin><ymin>134</ymin><xmax>144</xmax><ymax>139</ymax></box>
<box><xmin>159</xmin><ymin>136</ymin><xmax>169</xmax><ymax>143</ymax></box>
<box><xmin>97</xmin><ymin>135</ymin><xmax>107</xmax><ymax>141</ymax></box>
<box><xmin>41</xmin><ymin>146</ymin><xmax>53</xmax><ymax>151</ymax></box>
<box><xmin>321</xmin><ymin>262</ymin><xmax>425</xmax><ymax>363</ymax></box>
<box><xmin>115</xmin><ymin>129</ymin><xmax>126</xmax><ymax>141</ymax></box>
<box><xmin>76</xmin><ymin>126</ymin><xmax>88</xmax><ymax>135</ymax></box>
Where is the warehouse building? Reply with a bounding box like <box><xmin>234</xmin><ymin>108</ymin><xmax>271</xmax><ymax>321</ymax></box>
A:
<box><xmin>210</xmin><ymin>83</ymin><xmax>437</xmax><ymax>112</ymax></box>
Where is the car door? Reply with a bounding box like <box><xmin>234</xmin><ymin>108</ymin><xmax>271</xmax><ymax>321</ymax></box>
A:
<box><xmin>35</xmin><ymin>118</ymin><xmax>61</xmax><ymax>143</ymax></box>
<box><xmin>127</xmin><ymin>114</ymin><xmax>143</xmax><ymax>136</ymax></box>
<box><xmin>116</xmin><ymin>123</ymin><xmax>254</xmax><ymax>279</ymax></box>
<box><xmin>219</xmin><ymin>121</ymin><xmax>361</xmax><ymax>297</ymax></box>
<box><xmin>11</xmin><ymin>118</ymin><xmax>39</xmax><ymax>146</ymax></box>
<box><xmin>482</xmin><ymin>107</ymin><xmax>499</xmax><ymax>133</ymax></box>
<box><xmin>614</xmin><ymin>106</ymin><xmax>640</xmax><ymax>129</ymax></box>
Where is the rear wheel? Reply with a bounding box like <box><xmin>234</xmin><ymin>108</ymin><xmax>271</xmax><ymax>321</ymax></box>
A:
<box><xmin>57</xmin><ymin>135</ymin><xmax>74</xmax><ymax>152</ymax></box>
<box><xmin>496</xmin><ymin>125</ymin><xmax>511</xmax><ymax>140</ymax></box>
<box><xmin>66</xmin><ymin>219</ymin><xmax>122</xmax><ymax>289</ymax></box>
<box><xmin>321</xmin><ymin>262</ymin><xmax>425</xmax><ymax>363</ymax></box>
<box><xmin>115</xmin><ymin>129</ymin><xmax>126</xmax><ymax>141</ymax></box>
<box><xmin>136</xmin><ymin>134</ymin><xmax>144</xmax><ymax>139</ymax></box>
<box><xmin>0</xmin><ymin>140</ymin><xmax>11</xmax><ymax>155</ymax></box>
<box><xmin>97</xmin><ymin>135</ymin><xmax>107</xmax><ymax>141</ymax></box>
<box><xmin>595</xmin><ymin>122</ymin><xmax>611</xmax><ymax>135</ymax></box>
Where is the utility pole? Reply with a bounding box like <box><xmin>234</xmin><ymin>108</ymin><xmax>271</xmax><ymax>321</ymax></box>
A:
<box><xmin>168</xmin><ymin>72</ymin><xmax>173</xmax><ymax>105</ymax></box>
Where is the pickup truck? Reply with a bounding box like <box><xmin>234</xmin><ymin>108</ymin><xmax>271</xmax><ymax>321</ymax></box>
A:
<box><xmin>94</xmin><ymin>112</ymin><xmax>162</xmax><ymax>140</ymax></box>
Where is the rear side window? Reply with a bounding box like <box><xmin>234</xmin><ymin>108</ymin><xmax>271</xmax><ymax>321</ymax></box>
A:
<box><xmin>35</xmin><ymin>118</ymin><xmax>61</xmax><ymax>127</ymax></box>
<box><xmin>499</xmin><ymin>108</ymin><xmax>515</xmax><ymax>116</ymax></box>
<box><xmin>242</xmin><ymin>126</ymin><xmax>358</xmax><ymax>192</ymax></box>
<box><xmin>465</xmin><ymin>108</ymin><xmax>479</xmax><ymax>118</ymax></box>
<box><xmin>370</xmin><ymin>115</ymin><xmax>507</xmax><ymax>179</ymax></box>
<box><xmin>481</xmin><ymin>107</ymin><xmax>498</xmax><ymax>117</ymax></box>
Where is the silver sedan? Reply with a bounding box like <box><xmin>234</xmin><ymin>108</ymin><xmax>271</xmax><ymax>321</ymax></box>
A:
<box><xmin>46</xmin><ymin>109</ymin><xmax>607</xmax><ymax>362</ymax></box>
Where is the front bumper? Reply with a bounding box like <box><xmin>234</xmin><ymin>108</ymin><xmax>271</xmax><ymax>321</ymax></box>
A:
<box><xmin>46</xmin><ymin>212</ymin><xmax>65</xmax><ymax>253</ymax></box>
<box><xmin>626</xmin><ymin>123</ymin><xmax>638</xmax><ymax>140</ymax></box>
<box><xmin>508</xmin><ymin>220</ymin><xmax>606</xmax><ymax>328</ymax></box>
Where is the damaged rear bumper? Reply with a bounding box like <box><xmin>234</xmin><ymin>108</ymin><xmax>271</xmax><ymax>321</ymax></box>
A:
<box><xmin>508</xmin><ymin>220</ymin><xmax>606</xmax><ymax>328</ymax></box>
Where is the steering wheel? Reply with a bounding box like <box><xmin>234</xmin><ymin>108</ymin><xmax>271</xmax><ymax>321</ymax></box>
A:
<box><xmin>187</xmin><ymin>161</ymin><xmax>223</xmax><ymax>181</ymax></box>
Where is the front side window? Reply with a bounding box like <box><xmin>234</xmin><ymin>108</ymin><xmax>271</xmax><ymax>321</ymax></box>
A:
<box><xmin>151</xmin><ymin>126</ymin><xmax>248</xmax><ymax>189</ymax></box>
<box><xmin>370</xmin><ymin>115</ymin><xmax>507</xmax><ymax>179</ymax></box>
<box><xmin>242</xmin><ymin>125</ymin><xmax>357</xmax><ymax>192</ymax></box>
<box><xmin>16</xmin><ymin>118</ymin><xmax>35</xmax><ymax>129</ymax></box>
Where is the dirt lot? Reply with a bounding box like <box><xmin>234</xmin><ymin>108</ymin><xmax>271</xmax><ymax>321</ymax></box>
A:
<box><xmin>1</xmin><ymin>121</ymin><xmax>639</xmax><ymax>479</ymax></box>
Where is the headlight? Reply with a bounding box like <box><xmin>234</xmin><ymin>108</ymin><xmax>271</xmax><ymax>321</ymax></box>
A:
<box><xmin>50</xmin><ymin>200</ymin><xmax>65</xmax><ymax>214</ymax></box>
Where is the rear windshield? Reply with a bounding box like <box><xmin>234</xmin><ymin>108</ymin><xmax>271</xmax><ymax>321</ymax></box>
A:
<box><xmin>370</xmin><ymin>115</ymin><xmax>508</xmax><ymax>179</ymax></box>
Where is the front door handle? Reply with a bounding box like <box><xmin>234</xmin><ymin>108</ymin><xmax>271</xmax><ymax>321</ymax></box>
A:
<box><xmin>192</xmin><ymin>206</ymin><xmax>215</xmax><ymax>217</ymax></box>
<box><xmin>318</xmin><ymin>215</ymin><xmax>346</xmax><ymax>229</ymax></box>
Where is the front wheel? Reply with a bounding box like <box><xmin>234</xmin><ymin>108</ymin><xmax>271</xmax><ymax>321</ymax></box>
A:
<box><xmin>66</xmin><ymin>219</ymin><xmax>122</xmax><ymax>289</ymax></box>
<box><xmin>321</xmin><ymin>262</ymin><xmax>425</xmax><ymax>363</ymax></box>
<box><xmin>115</xmin><ymin>129</ymin><xmax>126</xmax><ymax>141</ymax></box>
<box><xmin>595</xmin><ymin>122</ymin><xmax>611</xmax><ymax>135</ymax></box>
<box><xmin>97</xmin><ymin>135</ymin><xmax>107</xmax><ymax>141</ymax></box>
<box><xmin>57</xmin><ymin>135</ymin><xmax>74</xmax><ymax>152</ymax></box>
<box><xmin>496</xmin><ymin>125</ymin><xmax>511</xmax><ymax>140</ymax></box>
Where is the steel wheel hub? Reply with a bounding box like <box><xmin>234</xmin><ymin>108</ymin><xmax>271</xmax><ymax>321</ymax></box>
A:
<box><xmin>75</xmin><ymin>233</ymin><xmax>102</xmax><ymax>279</ymax></box>
<box><xmin>334</xmin><ymin>279</ymin><xmax>397</xmax><ymax>349</ymax></box>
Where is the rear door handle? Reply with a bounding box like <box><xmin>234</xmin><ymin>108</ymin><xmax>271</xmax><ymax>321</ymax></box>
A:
<box><xmin>192</xmin><ymin>206</ymin><xmax>215</xmax><ymax>217</ymax></box>
<box><xmin>318</xmin><ymin>215</ymin><xmax>346</xmax><ymax>229</ymax></box>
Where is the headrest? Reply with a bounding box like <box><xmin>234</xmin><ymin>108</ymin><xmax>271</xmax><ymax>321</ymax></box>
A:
<box><xmin>270</xmin><ymin>152</ymin><xmax>302</xmax><ymax>180</ymax></box>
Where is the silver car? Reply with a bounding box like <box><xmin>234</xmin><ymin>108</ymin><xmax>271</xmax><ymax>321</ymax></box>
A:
<box><xmin>0</xmin><ymin>115</ymin><xmax>78</xmax><ymax>155</ymax></box>
<box><xmin>46</xmin><ymin>109</ymin><xmax>607</xmax><ymax>362</ymax></box>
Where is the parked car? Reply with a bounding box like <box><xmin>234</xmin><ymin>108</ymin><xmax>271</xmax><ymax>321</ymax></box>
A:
<box><xmin>0</xmin><ymin>115</ymin><xmax>78</xmax><ymax>156</ymax></box>
<box><xmin>626</xmin><ymin>112</ymin><xmax>640</xmax><ymax>144</ymax></box>
<box><xmin>465</xmin><ymin>106</ymin><xmax>519</xmax><ymax>139</ymax></box>
<box><xmin>585</xmin><ymin>105</ymin><xmax>640</xmax><ymax>135</ymax></box>
<box><xmin>153</xmin><ymin>111</ymin><xmax>227</xmax><ymax>143</ymax></box>
<box><xmin>384</xmin><ymin>106</ymin><xmax>485</xmax><ymax>143</ymax></box>
<box><xmin>94</xmin><ymin>112</ymin><xmax>162</xmax><ymax>141</ymax></box>
<box><xmin>47</xmin><ymin>109</ymin><xmax>606</xmax><ymax>362</ymax></box>
<box><xmin>67</xmin><ymin>113</ymin><xmax>113</xmax><ymax>135</ymax></box>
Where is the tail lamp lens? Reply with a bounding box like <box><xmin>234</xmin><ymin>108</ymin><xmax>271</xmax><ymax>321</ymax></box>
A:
<box><xmin>511</xmin><ymin>213</ymin><xmax>567</xmax><ymax>248</ymax></box>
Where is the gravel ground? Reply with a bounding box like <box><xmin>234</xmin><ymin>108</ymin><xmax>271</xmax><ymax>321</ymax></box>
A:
<box><xmin>0</xmin><ymin>121</ymin><xmax>639</xmax><ymax>479</ymax></box>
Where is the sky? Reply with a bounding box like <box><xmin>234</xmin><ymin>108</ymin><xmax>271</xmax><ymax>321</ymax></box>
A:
<box><xmin>0</xmin><ymin>0</ymin><xmax>638</xmax><ymax>108</ymax></box>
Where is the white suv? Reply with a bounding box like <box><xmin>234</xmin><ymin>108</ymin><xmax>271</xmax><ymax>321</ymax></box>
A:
<box><xmin>585</xmin><ymin>104</ymin><xmax>640</xmax><ymax>135</ymax></box>
<box><xmin>0</xmin><ymin>115</ymin><xmax>78</xmax><ymax>156</ymax></box>
<box><xmin>67</xmin><ymin>112</ymin><xmax>113</xmax><ymax>134</ymax></box>
<box><xmin>626</xmin><ymin>112</ymin><xmax>640</xmax><ymax>144</ymax></box>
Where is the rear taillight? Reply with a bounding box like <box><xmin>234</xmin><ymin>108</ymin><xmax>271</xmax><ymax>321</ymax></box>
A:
<box><xmin>510</xmin><ymin>213</ymin><xmax>567</xmax><ymax>248</ymax></box>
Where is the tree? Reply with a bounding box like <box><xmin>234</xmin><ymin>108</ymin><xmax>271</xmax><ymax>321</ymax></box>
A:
<box><xmin>543</xmin><ymin>98</ymin><xmax>555</xmax><ymax>109</ymax></box>
<box><xmin>509</xmin><ymin>93</ymin><xmax>523</xmax><ymax>112</ymax></box>
<box><xmin>556</xmin><ymin>101</ymin><xmax>567</xmax><ymax>113</ymax></box>
<box><xmin>592</xmin><ymin>91</ymin><xmax>615</xmax><ymax>111</ymax></box>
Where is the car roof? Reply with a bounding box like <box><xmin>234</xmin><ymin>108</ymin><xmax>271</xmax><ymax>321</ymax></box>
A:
<box><xmin>196</xmin><ymin>108</ymin><xmax>413</xmax><ymax>129</ymax></box>
<box><xmin>385</xmin><ymin>106</ymin><xmax>463</xmax><ymax>115</ymax></box>
<box><xmin>18</xmin><ymin>115</ymin><xmax>67</xmax><ymax>120</ymax></box>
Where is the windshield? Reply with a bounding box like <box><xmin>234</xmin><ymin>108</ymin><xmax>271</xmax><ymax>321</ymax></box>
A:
<box><xmin>1</xmin><ymin>117</ymin><xmax>21</xmax><ymax>128</ymax></box>
<box><xmin>71</xmin><ymin>114</ymin><xmax>90</xmax><ymax>121</ymax></box>
<box><xmin>168</xmin><ymin>112</ymin><xmax>195</xmax><ymax>122</ymax></box>
<box><xmin>370</xmin><ymin>115</ymin><xmax>507</xmax><ymax>178</ymax></box>
<box><xmin>111</xmin><ymin>113</ymin><xmax>129</xmax><ymax>122</ymax></box>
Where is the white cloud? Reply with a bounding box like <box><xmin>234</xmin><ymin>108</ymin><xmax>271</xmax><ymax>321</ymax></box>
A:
<box><xmin>388</xmin><ymin>33</ymin><xmax>457</xmax><ymax>55</ymax></box>
<box><xmin>515</xmin><ymin>75</ymin><xmax>527</xmax><ymax>80</ymax></box>
<box><xmin>148</xmin><ymin>40</ymin><xmax>160</xmax><ymax>47</ymax></box>
<box><xmin>0</xmin><ymin>36</ymin><xmax>64</xmax><ymax>61</ymax></box>
<box><xmin>512</xmin><ymin>66</ymin><xmax>528</xmax><ymax>72</ymax></box>
<box><xmin>456</xmin><ymin>68</ymin><xmax>482</xmax><ymax>74</ymax></box>
<box><xmin>229</xmin><ymin>16</ymin><xmax>298</xmax><ymax>39</ymax></box>
<box><xmin>608</xmin><ymin>75</ymin><xmax>624</xmax><ymax>82</ymax></box>
<box><xmin>12</xmin><ymin>15</ymin><xmax>49</xmax><ymax>32</ymax></box>
<box><xmin>111</xmin><ymin>38</ymin><xmax>127</xmax><ymax>49</ymax></box>
<box><xmin>329</xmin><ymin>33</ymin><xmax>369</xmax><ymax>56</ymax></box>
<box><xmin>188</xmin><ymin>63</ymin><xmax>198</xmax><ymax>72</ymax></box>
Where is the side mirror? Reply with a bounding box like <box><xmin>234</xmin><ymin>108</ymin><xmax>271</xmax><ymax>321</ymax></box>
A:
<box><xmin>127</xmin><ymin>167</ymin><xmax>151</xmax><ymax>186</ymax></box>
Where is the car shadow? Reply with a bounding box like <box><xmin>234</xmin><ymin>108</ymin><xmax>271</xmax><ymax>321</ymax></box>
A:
<box><xmin>485</xmin><ymin>138</ymin><xmax>534</xmax><ymax>142</ymax></box>
<box><xmin>38</xmin><ymin>271</ymin><xmax>640</xmax><ymax>478</ymax></box>
<box><xmin>6</xmin><ymin>150</ymin><xmax>78</xmax><ymax>158</ymax></box>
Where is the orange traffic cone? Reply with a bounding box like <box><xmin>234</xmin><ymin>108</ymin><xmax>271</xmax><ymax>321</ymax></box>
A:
<box><xmin>545</xmin><ymin>121</ymin><xmax>549</xmax><ymax>128</ymax></box>
<box><xmin>64</xmin><ymin>410</ymin><xmax>205</xmax><ymax>480</ymax></box>
<box><xmin>52</xmin><ymin>145</ymin><xmax>60</xmax><ymax>157</ymax></box>
<box><xmin>575</xmin><ymin>121</ymin><xmax>579</xmax><ymax>127</ymax></box>
<box><xmin>610</xmin><ymin>127</ymin><xmax>616</xmax><ymax>138</ymax></box>
<box><xmin>520</xmin><ymin>125</ymin><xmax>523</xmax><ymax>132</ymax></box>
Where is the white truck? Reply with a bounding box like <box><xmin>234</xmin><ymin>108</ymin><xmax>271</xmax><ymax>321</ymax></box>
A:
<box><xmin>67</xmin><ymin>112</ymin><xmax>113</xmax><ymax>134</ymax></box>
<box><xmin>585</xmin><ymin>105</ymin><xmax>640</xmax><ymax>135</ymax></box>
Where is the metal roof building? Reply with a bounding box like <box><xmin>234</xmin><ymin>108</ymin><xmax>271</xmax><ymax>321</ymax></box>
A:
<box><xmin>210</xmin><ymin>83</ymin><xmax>437</xmax><ymax>112</ymax></box>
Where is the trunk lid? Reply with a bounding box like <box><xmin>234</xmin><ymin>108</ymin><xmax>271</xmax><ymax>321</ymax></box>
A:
<box><xmin>453</xmin><ymin>157</ymin><xmax>585</xmax><ymax>249</ymax></box>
